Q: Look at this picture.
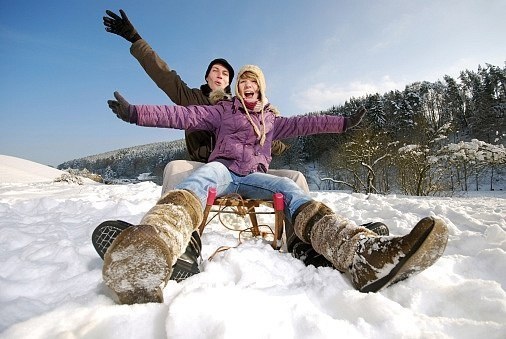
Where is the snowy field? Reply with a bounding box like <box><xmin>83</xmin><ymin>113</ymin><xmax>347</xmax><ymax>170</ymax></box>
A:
<box><xmin>0</xmin><ymin>155</ymin><xmax>505</xmax><ymax>339</ymax></box>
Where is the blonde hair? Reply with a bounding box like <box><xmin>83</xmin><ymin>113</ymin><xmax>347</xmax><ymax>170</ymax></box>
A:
<box><xmin>238</xmin><ymin>71</ymin><xmax>262</xmax><ymax>101</ymax></box>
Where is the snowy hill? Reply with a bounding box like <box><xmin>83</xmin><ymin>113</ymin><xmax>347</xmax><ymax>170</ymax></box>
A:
<box><xmin>0</xmin><ymin>156</ymin><xmax>505</xmax><ymax>338</ymax></box>
<box><xmin>0</xmin><ymin>155</ymin><xmax>67</xmax><ymax>183</ymax></box>
<box><xmin>57</xmin><ymin>140</ymin><xmax>187</xmax><ymax>185</ymax></box>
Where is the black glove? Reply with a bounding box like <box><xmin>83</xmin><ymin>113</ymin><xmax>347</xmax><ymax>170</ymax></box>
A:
<box><xmin>103</xmin><ymin>9</ymin><xmax>141</xmax><ymax>43</ymax></box>
<box><xmin>107</xmin><ymin>91</ymin><xmax>132</xmax><ymax>122</ymax></box>
<box><xmin>345</xmin><ymin>106</ymin><xmax>366</xmax><ymax>130</ymax></box>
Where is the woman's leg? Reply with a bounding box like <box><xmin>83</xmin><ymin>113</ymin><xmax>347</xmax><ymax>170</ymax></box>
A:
<box><xmin>102</xmin><ymin>189</ymin><xmax>203</xmax><ymax>304</ymax></box>
<box><xmin>291</xmin><ymin>200</ymin><xmax>449</xmax><ymax>293</ymax></box>
<box><xmin>226</xmin><ymin>172</ymin><xmax>448</xmax><ymax>294</ymax></box>
<box><xmin>232</xmin><ymin>171</ymin><xmax>312</xmax><ymax>219</ymax></box>
<box><xmin>175</xmin><ymin>162</ymin><xmax>235</xmax><ymax>208</ymax></box>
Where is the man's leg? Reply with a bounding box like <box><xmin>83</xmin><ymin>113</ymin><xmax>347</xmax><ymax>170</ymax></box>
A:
<box><xmin>267</xmin><ymin>169</ymin><xmax>310</xmax><ymax>193</ymax></box>
<box><xmin>165</xmin><ymin>163</ymin><xmax>309</xmax><ymax>196</ymax></box>
<box><xmin>161</xmin><ymin>160</ymin><xmax>205</xmax><ymax>196</ymax></box>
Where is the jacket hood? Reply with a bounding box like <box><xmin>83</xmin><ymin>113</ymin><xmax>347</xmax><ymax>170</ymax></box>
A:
<box><xmin>233</xmin><ymin>65</ymin><xmax>271</xmax><ymax>146</ymax></box>
<box><xmin>234</xmin><ymin>65</ymin><xmax>268</xmax><ymax>107</ymax></box>
<box><xmin>200</xmin><ymin>83</ymin><xmax>232</xmax><ymax>98</ymax></box>
<box><xmin>209</xmin><ymin>88</ymin><xmax>232</xmax><ymax>104</ymax></box>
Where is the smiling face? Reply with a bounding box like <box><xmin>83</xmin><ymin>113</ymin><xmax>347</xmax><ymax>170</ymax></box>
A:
<box><xmin>238</xmin><ymin>72</ymin><xmax>260</xmax><ymax>104</ymax></box>
<box><xmin>206</xmin><ymin>64</ymin><xmax>230</xmax><ymax>91</ymax></box>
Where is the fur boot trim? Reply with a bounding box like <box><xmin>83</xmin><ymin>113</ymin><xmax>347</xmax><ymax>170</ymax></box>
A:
<box><xmin>293</xmin><ymin>200</ymin><xmax>375</xmax><ymax>271</ymax></box>
<box><xmin>150</xmin><ymin>189</ymin><xmax>203</xmax><ymax>228</ymax></box>
<box><xmin>102</xmin><ymin>189</ymin><xmax>203</xmax><ymax>304</ymax></box>
<box><xmin>293</xmin><ymin>201</ymin><xmax>333</xmax><ymax>243</ymax></box>
<box><xmin>140</xmin><ymin>189</ymin><xmax>202</xmax><ymax>263</ymax></box>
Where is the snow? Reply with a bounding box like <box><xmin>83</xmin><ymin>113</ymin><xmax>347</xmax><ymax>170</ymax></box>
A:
<box><xmin>0</xmin><ymin>156</ymin><xmax>505</xmax><ymax>339</ymax></box>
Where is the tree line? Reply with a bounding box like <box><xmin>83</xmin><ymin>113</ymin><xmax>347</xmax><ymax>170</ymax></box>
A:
<box><xmin>272</xmin><ymin>63</ymin><xmax>505</xmax><ymax>195</ymax></box>
<box><xmin>60</xmin><ymin>63</ymin><xmax>505</xmax><ymax>195</ymax></box>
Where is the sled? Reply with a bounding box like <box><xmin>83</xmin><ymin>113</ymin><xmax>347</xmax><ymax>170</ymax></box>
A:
<box><xmin>198</xmin><ymin>188</ymin><xmax>285</xmax><ymax>249</ymax></box>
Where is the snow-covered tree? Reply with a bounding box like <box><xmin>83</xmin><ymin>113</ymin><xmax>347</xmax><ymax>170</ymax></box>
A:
<box><xmin>439</xmin><ymin>139</ymin><xmax>506</xmax><ymax>191</ymax></box>
<box><xmin>396</xmin><ymin>123</ymin><xmax>452</xmax><ymax>195</ymax></box>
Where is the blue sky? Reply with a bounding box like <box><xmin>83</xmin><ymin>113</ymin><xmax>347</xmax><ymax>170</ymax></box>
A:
<box><xmin>1</xmin><ymin>0</ymin><xmax>505</xmax><ymax>167</ymax></box>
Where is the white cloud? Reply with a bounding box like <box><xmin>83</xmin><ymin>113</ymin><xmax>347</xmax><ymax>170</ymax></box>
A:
<box><xmin>293</xmin><ymin>76</ymin><xmax>403</xmax><ymax>112</ymax></box>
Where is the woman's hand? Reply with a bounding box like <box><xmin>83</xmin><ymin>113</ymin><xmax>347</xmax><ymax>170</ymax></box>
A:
<box><xmin>107</xmin><ymin>91</ymin><xmax>132</xmax><ymax>122</ymax></box>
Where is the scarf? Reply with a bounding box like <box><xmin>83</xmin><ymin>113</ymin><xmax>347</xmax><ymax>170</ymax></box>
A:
<box><xmin>238</xmin><ymin>97</ymin><xmax>267</xmax><ymax>146</ymax></box>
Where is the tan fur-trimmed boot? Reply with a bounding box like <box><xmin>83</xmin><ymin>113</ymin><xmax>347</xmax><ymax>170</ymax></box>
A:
<box><xmin>102</xmin><ymin>189</ymin><xmax>202</xmax><ymax>304</ymax></box>
<box><xmin>293</xmin><ymin>201</ymin><xmax>448</xmax><ymax>293</ymax></box>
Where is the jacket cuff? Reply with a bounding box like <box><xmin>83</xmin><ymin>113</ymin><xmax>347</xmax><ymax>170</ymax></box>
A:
<box><xmin>343</xmin><ymin>117</ymin><xmax>350</xmax><ymax>132</ymax></box>
<box><xmin>129</xmin><ymin>106</ymin><xmax>138</xmax><ymax>124</ymax></box>
<box><xmin>129</xmin><ymin>38</ymin><xmax>145</xmax><ymax>57</ymax></box>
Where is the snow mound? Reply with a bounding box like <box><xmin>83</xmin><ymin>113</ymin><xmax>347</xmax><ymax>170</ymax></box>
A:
<box><xmin>0</xmin><ymin>155</ymin><xmax>68</xmax><ymax>183</ymax></box>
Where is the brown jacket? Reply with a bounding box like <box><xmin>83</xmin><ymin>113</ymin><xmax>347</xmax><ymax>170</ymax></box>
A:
<box><xmin>130</xmin><ymin>39</ymin><xmax>287</xmax><ymax>162</ymax></box>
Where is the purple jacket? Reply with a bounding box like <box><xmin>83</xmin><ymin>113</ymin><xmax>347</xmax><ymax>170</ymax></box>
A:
<box><xmin>133</xmin><ymin>97</ymin><xmax>347</xmax><ymax>175</ymax></box>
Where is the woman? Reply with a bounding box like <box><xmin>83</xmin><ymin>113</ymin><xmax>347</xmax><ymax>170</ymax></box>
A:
<box><xmin>104</xmin><ymin>65</ymin><xmax>448</xmax><ymax>304</ymax></box>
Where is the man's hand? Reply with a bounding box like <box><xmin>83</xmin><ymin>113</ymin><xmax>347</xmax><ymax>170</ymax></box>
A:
<box><xmin>107</xmin><ymin>91</ymin><xmax>132</xmax><ymax>122</ymax></box>
<box><xmin>103</xmin><ymin>9</ymin><xmax>141</xmax><ymax>43</ymax></box>
<box><xmin>346</xmin><ymin>106</ymin><xmax>366</xmax><ymax>130</ymax></box>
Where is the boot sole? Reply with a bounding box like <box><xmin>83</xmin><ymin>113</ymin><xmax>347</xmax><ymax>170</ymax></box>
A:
<box><xmin>92</xmin><ymin>220</ymin><xmax>132</xmax><ymax>259</ymax></box>
<box><xmin>360</xmin><ymin>217</ymin><xmax>448</xmax><ymax>293</ymax></box>
<box><xmin>362</xmin><ymin>222</ymin><xmax>390</xmax><ymax>236</ymax></box>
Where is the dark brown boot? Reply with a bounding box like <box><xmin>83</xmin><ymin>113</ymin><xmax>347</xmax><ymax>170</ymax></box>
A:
<box><xmin>349</xmin><ymin>217</ymin><xmax>448</xmax><ymax>292</ymax></box>
<box><xmin>293</xmin><ymin>201</ymin><xmax>449</xmax><ymax>292</ymax></box>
